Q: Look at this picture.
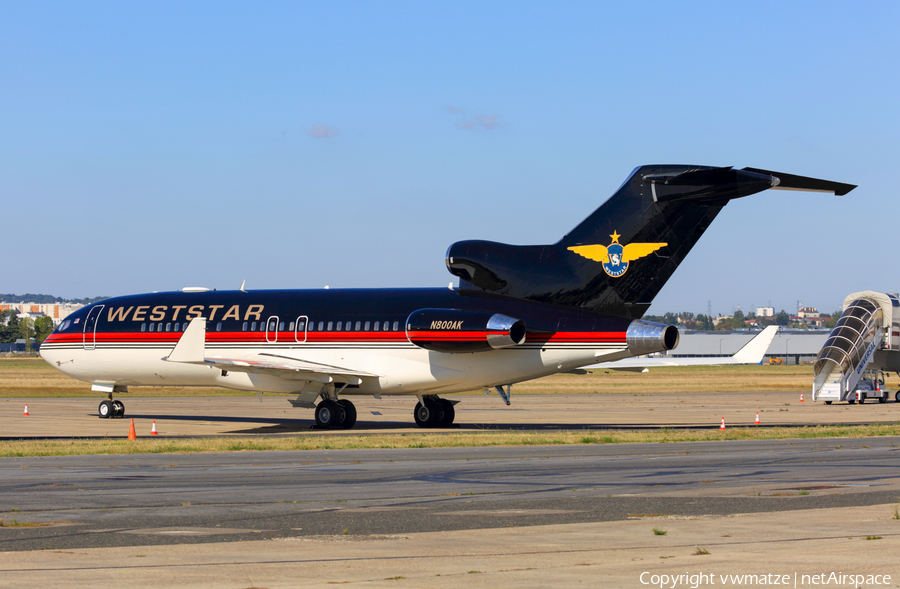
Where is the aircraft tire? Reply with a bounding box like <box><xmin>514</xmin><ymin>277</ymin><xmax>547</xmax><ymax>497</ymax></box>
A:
<box><xmin>315</xmin><ymin>400</ymin><xmax>343</xmax><ymax>429</ymax></box>
<box><xmin>112</xmin><ymin>400</ymin><xmax>125</xmax><ymax>417</ymax></box>
<box><xmin>337</xmin><ymin>400</ymin><xmax>357</xmax><ymax>429</ymax></box>
<box><xmin>414</xmin><ymin>400</ymin><xmax>444</xmax><ymax>428</ymax></box>
<box><xmin>824</xmin><ymin>401</ymin><xmax>832</xmax><ymax>405</ymax></box>
<box><xmin>437</xmin><ymin>399</ymin><xmax>455</xmax><ymax>427</ymax></box>
<box><xmin>98</xmin><ymin>400</ymin><xmax>113</xmax><ymax>419</ymax></box>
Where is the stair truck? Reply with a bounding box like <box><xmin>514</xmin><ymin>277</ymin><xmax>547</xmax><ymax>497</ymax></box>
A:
<box><xmin>812</xmin><ymin>291</ymin><xmax>900</xmax><ymax>405</ymax></box>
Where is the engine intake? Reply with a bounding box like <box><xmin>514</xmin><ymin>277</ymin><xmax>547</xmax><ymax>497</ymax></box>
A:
<box><xmin>626</xmin><ymin>319</ymin><xmax>679</xmax><ymax>356</ymax></box>
<box><xmin>407</xmin><ymin>309</ymin><xmax>527</xmax><ymax>353</ymax></box>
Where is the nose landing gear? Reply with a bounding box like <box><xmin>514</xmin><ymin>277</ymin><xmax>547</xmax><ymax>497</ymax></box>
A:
<box><xmin>98</xmin><ymin>395</ymin><xmax>125</xmax><ymax>418</ymax></box>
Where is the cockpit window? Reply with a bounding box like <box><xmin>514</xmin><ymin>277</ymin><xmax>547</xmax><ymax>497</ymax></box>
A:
<box><xmin>57</xmin><ymin>319</ymin><xmax>72</xmax><ymax>332</ymax></box>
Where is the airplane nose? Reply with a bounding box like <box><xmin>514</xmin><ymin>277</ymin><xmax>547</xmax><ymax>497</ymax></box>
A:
<box><xmin>39</xmin><ymin>346</ymin><xmax>67</xmax><ymax>371</ymax></box>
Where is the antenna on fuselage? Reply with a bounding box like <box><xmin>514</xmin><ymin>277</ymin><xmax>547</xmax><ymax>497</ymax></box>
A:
<box><xmin>239</xmin><ymin>280</ymin><xmax>247</xmax><ymax>293</ymax></box>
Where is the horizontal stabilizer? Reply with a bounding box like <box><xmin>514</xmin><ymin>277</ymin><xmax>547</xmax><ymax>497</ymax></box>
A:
<box><xmin>742</xmin><ymin>167</ymin><xmax>856</xmax><ymax>196</ymax></box>
<box><xmin>643</xmin><ymin>166</ymin><xmax>766</xmax><ymax>187</ymax></box>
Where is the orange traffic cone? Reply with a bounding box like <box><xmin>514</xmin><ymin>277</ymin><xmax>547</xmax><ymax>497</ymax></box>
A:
<box><xmin>128</xmin><ymin>418</ymin><xmax>137</xmax><ymax>440</ymax></box>
<box><xmin>755</xmin><ymin>412</ymin><xmax>760</xmax><ymax>425</ymax></box>
<box><xmin>799</xmin><ymin>392</ymin><xmax>804</xmax><ymax>402</ymax></box>
<box><xmin>719</xmin><ymin>417</ymin><xmax>726</xmax><ymax>430</ymax></box>
<box><xmin>23</xmin><ymin>404</ymin><xmax>29</xmax><ymax>416</ymax></box>
<box><xmin>151</xmin><ymin>421</ymin><xmax>158</xmax><ymax>435</ymax></box>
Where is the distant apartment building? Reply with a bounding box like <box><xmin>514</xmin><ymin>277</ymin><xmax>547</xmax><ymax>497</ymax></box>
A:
<box><xmin>798</xmin><ymin>306</ymin><xmax>820</xmax><ymax>318</ymax></box>
<box><xmin>0</xmin><ymin>302</ymin><xmax>85</xmax><ymax>325</ymax></box>
<box><xmin>756</xmin><ymin>307</ymin><xmax>774</xmax><ymax>317</ymax></box>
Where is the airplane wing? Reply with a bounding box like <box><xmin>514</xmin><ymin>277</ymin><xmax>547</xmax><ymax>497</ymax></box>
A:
<box><xmin>588</xmin><ymin>325</ymin><xmax>779</xmax><ymax>372</ymax></box>
<box><xmin>163</xmin><ymin>317</ymin><xmax>380</xmax><ymax>384</ymax></box>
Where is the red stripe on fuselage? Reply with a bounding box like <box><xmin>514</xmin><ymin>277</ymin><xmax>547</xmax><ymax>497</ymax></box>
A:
<box><xmin>45</xmin><ymin>329</ymin><xmax>626</xmax><ymax>346</ymax></box>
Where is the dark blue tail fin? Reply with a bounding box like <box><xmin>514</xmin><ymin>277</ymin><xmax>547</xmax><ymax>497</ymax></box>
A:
<box><xmin>446</xmin><ymin>165</ymin><xmax>854</xmax><ymax>318</ymax></box>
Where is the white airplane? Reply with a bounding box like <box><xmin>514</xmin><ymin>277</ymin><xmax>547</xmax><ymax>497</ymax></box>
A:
<box><xmin>39</xmin><ymin>166</ymin><xmax>853</xmax><ymax>428</ymax></box>
<box><xmin>590</xmin><ymin>325</ymin><xmax>779</xmax><ymax>372</ymax></box>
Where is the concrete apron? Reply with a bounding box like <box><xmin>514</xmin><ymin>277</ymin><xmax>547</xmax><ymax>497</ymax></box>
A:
<box><xmin>2</xmin><ymin>504</ymin><xmax>898</xmax><ymax>588</ymax></box>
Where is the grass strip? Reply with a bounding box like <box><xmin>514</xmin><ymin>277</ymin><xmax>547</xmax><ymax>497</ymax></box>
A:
<box><xmin>2</xmin><ymin>424</ymin><xmax>899</xmax><ymax>457</ymax></box>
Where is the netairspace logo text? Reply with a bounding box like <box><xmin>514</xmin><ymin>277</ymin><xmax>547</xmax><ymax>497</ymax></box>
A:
<box><xmin>640</xmin><ymin>571</ymin><xmax>892</xmax><ymax>588</ymax></box>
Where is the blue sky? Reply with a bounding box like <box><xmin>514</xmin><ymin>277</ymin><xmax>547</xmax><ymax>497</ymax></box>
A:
<box><xmin>3</xmin><ymin>1</ymin><xmax>897</xmax><ymax>316</ymax></box>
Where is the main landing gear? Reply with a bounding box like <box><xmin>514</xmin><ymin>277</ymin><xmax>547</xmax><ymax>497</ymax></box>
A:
<box><xmin>98</xmin><ymin>394</ymin><xmax>125</xmax><ymax>419</ymax></box>
<box><xmin>314</xmin><ymin>399</ymin><xmax>357</xmax><ymax>429</ymax></box>
<box><xmin>413</xmin><ymin>396</ymin><xmax>456</xmax><ymax>428</ymax></box>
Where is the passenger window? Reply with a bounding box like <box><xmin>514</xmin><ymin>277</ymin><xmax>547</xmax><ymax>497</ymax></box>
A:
<box><xmin>355</xmin><ymin>321</ymin><xmax>361</xmax><ymax>331</ymax></box>
<box><xmin>165</xmin><ymin>323</ymin><xmax>171</xmax><ymax>332</ymax></box>
<box><xmin>327</xmin><ymin>321</ymin><xmax>333</xmax><ymax>331</ymax></box>
<box><xmin>149</xmin><ymin>324</ymin><xmax>154</xmax><ymax>332</ymax></box>
<box><xmin>141</xmin><ymin>323</ymin><xmax>147</xmax><ymax>332</ymax></box>
<box><xmin>374</xmin><ymin>321</ymin><xmax>379</xmax><ymax>331</ymax></box>
<box><xmin>279</xmin><ymin>321</ymin><xmax>284</xmax><ymax>331</ymax></box>
<box><xmin>242</xmin><ymin>322</ymin><xmax>248</xmax><ymax>331</ymax></box>
<box><xmin>289</xmin><ymin>321</ymin><xmax>295</xmax><ymax>331</ymax></box>
<box><xmin>216</xmin><ymin>322</ymin><xmax>222</xmax><ymax>332</ymax></box>
<box><xmin>337</xmin><ymin>321</ymin><xmax>343</xmax><ymax>331</ymax></box>
<box><xmin>364</xmin><ymin>321</ymin><xmax>370</xmax><ymax>331</ymax></box>
<box><xmin>318</xmin><ymin>321</ymin><xmax>324</xmax><ymax>331</ymax></box>
<box><xmin>174</xmin><ymin>323</ymin><xmax>180</xmax><ymax>331</ymax></box>
<box><xmin>252</xmin><ymin>322</ymin><xmax>258</xmax><ymax>331</ymax></box>
<box><xmin>393</xmin><ymin>321</ymin><xmax>399</xmax><ymax>331</ymax></box>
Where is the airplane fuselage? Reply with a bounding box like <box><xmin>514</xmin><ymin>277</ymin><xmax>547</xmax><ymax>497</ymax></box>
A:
<box><xmin>40</xmin><ymin>287</ymin><xmax>636</xmax><ymax>397</ymax></box>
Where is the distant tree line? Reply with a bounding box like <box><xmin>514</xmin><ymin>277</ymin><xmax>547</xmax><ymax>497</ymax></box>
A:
<box><xmin>0</xmin><ymin>310</ymin><xmax>53</xmax><ymax>349</ymax></box>
<box><xmin>0</xmin><ymin>293</ymin><xmax>107</xmax><ymax>304</ymax></box>
<box><xmin>644</xmin><ymin>309</ymin><xmax>840</xmax><ymax>331</ymax></box>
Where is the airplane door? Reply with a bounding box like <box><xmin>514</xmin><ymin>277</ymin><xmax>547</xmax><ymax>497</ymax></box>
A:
<box><xmin>82</xmin><ymin>305</ymin><xmax>105</xmax><ymax>350</ymax></box>
<box><xmin>265</xmin><ymin>316</ymin><xmax>279</xmax><ymax>343</ymax></box>
<box><xmin>295</xmin><ymin>315</ymin><xmax>308</xmax><ymax>343</ymax></box>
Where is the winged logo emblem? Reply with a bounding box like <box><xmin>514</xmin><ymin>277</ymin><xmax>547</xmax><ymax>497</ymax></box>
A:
<box><xmin>567</xmin><ymin>231</ymin><xmax>667</xmax><ymax>278</ymax></box>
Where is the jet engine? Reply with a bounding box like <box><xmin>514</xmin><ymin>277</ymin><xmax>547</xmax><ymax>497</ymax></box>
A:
<box><xmin>626</xmin><ymin>319</ymin><xmax>679</xmax><ymax>356</ymax></box>
<box><xmin>406</xmin><ymin>309</ymin><xmax>527</xmax><ymax>353</ymax></box>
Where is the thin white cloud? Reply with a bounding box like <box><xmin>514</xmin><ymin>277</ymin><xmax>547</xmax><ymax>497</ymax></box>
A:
<box><xmin>454</xmin><ymin>114</ymin><xmax>501</xmax><ymax>130</ymax></box>
<box><xmin>446</xmin><ymin>103</ymin><xmax>503</xmax><ymax>130</ymax></box>
<box><xmin>475</xmin><ymin>114</ymin><xmax>499</xmax><ymax>129</ymax></box>
<box><xmin>308</xmin><ymin>124</ymin><xmax>338</xmax><ymax>138</ymax></box>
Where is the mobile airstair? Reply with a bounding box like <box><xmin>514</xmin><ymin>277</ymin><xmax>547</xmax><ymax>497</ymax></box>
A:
<box><xmin>812</xmin><ymin>291</ymin><xmax>899</xmax><ymax>403</ymax></box>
